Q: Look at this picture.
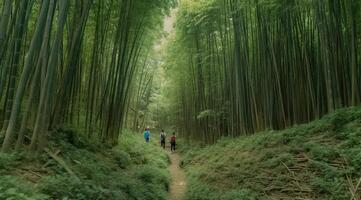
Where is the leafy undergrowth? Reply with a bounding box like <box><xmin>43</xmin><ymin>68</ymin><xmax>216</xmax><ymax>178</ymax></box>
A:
<box><xmin>0</xmin><ymin>130</ymin><xmax>170</xmax><ymax>200</ymax></box>
<box><xmin>180</xmin><ymin>107</ymin><xmax>361</xmax><ymax>200</ymax></box>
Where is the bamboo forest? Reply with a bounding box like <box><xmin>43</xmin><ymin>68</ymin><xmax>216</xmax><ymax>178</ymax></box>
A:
<box><xmin>1</xmin><ymin>0</ymin><xmax>361</xmax><ymax>199</ymax></box>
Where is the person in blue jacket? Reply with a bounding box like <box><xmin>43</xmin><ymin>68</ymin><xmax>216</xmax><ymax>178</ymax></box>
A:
<box><xmin>144</xmin><ymin>127</ymin><xmax>151</xmax><ymax>143</ymax></box>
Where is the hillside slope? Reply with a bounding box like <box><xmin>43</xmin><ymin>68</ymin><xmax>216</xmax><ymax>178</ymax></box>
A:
<box><xmin>180</xmin><ymin>107</ymin><xmax>361</xmax><ymax>200</ymax></box>
<box><xmin>0</xmin><ymin>130</ymin><xmax>170</xmax><ymax>200</ymax></box>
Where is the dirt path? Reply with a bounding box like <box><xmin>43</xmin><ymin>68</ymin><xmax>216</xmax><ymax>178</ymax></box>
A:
<box><xmin>168</xmin><ymin>151</ymin><xmax>186</xmax><ymax>200</ymax></box>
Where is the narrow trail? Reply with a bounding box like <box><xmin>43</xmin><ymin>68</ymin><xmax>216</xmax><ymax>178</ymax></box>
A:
<box><xmin>167</xmin><ymin>151</ymin><xmax>186</xmax><ymax>200</ymax></box>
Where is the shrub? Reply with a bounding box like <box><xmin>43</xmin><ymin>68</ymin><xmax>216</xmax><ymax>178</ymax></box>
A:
<box><xmin>0</xmin><ymin>152</ymin><xmax>25</xmax><ymax>171</ymax></box>
<box><xmin>112</xmin><ymin>149</ymin><xmax>131</xmax><ymax>169</ymax></box>
<box><xmin>0</xmin><ymin>176</ymin><xmax>48</xmax><ymax>200</ymax></box>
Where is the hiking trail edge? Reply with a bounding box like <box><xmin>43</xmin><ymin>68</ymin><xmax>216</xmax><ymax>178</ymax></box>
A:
<box><xmin>168</xmin><ymin>151</ymin><xmax>186</xmax><ymax>200</ymax></box>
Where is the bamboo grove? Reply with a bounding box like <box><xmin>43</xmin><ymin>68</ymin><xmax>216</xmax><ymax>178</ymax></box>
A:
<box><xmin>164</xmin><ymin>0</ymin><xmax>361</xmax><ymax>143</ymax></box>
<box><xmin>0</xmin><ymin>0</ymin><xmax>174</xmax><ymax>152</ymax></box>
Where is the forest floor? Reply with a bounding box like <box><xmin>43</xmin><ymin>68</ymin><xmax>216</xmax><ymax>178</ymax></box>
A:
<box><xmin>168</xmin><ymin>150</ymin><xmax>186</xmax><ymax>200</ymax></box>
<box><xmin>179</xmin><ymin>106</ymin><xmax>361</xmax><ymax>200</ymax></box>
<box><xmin>4</xmin><ymin>107</ymin><xmax>361</xmax><ymax>200</ymax></box>
<box><xmin>0</xmin><ymin>130</ymin><xmax>171</xmax><ymax>200</ymax></box>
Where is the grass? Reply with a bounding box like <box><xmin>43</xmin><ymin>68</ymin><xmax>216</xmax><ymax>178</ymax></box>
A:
<box><xmin>179</xmin><ymin>106</ymin><xmax>361</xmax><ymax>200</ymax></box>
<box><xmin>0</xmin><ymin>129</ymin><xmax>170</xmax><ymax>200</ymax></box>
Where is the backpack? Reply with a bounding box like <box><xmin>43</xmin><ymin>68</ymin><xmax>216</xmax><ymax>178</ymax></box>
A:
<box><xmin>161</xmin><ymin>133</ymin><xmax>165</xmax><ymax>141</ymax></box>
<box><xmin>171</xmin><ymin>136</ymin><xmax>176</xmax><ymax>143</ymax></box>
<box><xmin>144</xmin><ymin>131</ymin><xmax>150</xmax><ymax>139</ymax></box>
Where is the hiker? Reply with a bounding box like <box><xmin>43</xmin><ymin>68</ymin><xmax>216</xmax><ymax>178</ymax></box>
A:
<box><xmin>160</xmin><ymin>130</ymin><xmax>166</xmax><ymax>149</ymax></box>
<box><xmin>144</xmin><ymin>127</ymin><xmax>151</xmax><ymax>143</ymax></box>
<box><xmin>170</xmin><ymin>132</ymin><xmax>176</xmax><ymax>152</ymax></box>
